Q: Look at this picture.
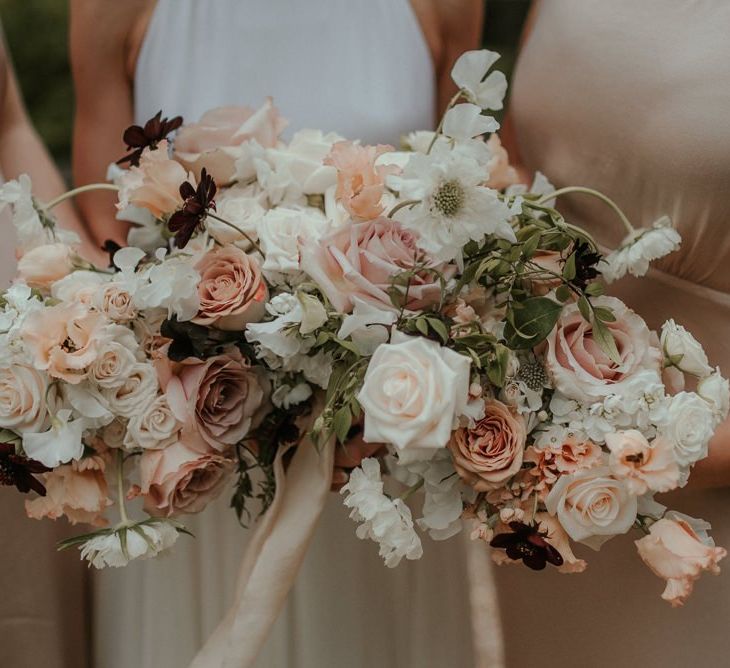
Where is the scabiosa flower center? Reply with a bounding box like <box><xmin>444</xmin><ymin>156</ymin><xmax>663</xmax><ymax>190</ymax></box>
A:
<box><xmin>432</xmin><ymin>179</ymin><xmax>465</xmax><ymax>218</ymax></box>
<box><xmin>517</xmin><ymin>359</ymin><xmax>549</xmax><ymax>392</ymax></box>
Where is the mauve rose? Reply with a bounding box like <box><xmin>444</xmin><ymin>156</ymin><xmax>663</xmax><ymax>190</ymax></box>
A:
<box><xmin>139</xmin><ymin>440</ymin><xmax>234</xmax><ymax>516</ymax></box>
<box><xmin>174</xmin><ymin>99</ymin><xmax>287</xmax><ymax>183</ymax></box>
<box><xmin>545</xmin><ymin>296</ymin><xmax>662</xmax><ymax>402</ymax></box>
<box><xmin>17</xmin><ymin>243</ymin><xmax>74</xmax><ymax>288</ymax></box>
<box><xmin>192</xmin><ymin>246</ymin><xmax>267</xmax><ymax>330</ymax></box>
<box><xmin>448</xmin><ymin>398</ymin><xmax>526</xmax><ymax>491</ymax></box>
<box><xmin>301</xmin><ymin>217</ymin><xmax>454</xmax><ymax>313</ymax></box>
<box><xmin>158</xmin><ymin>348</ymin><xmax>268</xmax><ymax>452</ymax></box>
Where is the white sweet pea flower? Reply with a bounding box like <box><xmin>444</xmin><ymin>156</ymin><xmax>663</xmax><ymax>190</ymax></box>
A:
<box><xmin>410</xmin><ymin>452</ymin><xmax>464</xmax><ymax>540</ymax></box>
<box><xmin>64</xmin><ymin>383</ymin><xmax>114</xmax><ymax>428</ymax></box>
<box><xmin>271</xmin><ymin>382</ymin><xmax>312</xmax><ymax>409</ymax></box>
<box><xmin>78</xmin><ymin>521</ymin><xmax>180</xmax><ymax>569</ymax></box>
<box><xmin>451</xmin><ymin>49</ymin><xmax>507</xmax><ymax>111</ymax></box>
<box><xmin>602</xmin><ymin>216</ymin><xmax>681</xmax><ymax>283</ymax></box>
<box><xmin>337</xmin><ymin>297</ymin><xmax>396</xmax><ymax>356</ymax></box>
<box><xmin>660</xmin><ymin>319</ymin><xmax>712</xmax><ymax>377</ymax></box>
<box><xmin>442</xmin><ymin>103</ymin><xmax>499</xmax><ymax>141</ymax></box>
<box><xmin>23</xmin><ymin>408</ymin><xmax>86</xmax><ymax>468</ymax></box>
<box><xmin>135</xmin><ymin>252</ymin><xmax>201</xmax><ymax>321</ymax></box>
<box><xmin>697</xmin><ymin>369</ymin><xmax>730</xmax><ymax>424</ymax></box>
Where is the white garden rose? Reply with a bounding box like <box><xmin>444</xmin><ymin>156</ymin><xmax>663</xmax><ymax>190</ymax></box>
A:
<box><xmin>88</xmin><ymin>341</ymin><xmax>138</xmax><ymax>389</ymax></box>
<box><xmin>95</xmin><ymin>282</ymin><xmax>138</xmax><ymax>322</ymax></box>
<box><xmin>209</xmin><ymin>188</ymin><xmax>266</xmax><ymax>245</ymax></box>
<box><xmin>102</xmin><ymin>363</ymin><xmax>158</xmax><ymax>419</ymax></box>
<box><xmin>697</xmin><ymin>369</ymin><xmax>730</xmax><ymax>424</ymax></box>
<box><xmin>660</xmin><ymin>319</ymin><xmax>712</xmax><ymax>378</ymax></box>
<box><xmin>357</xmin><ymin>332</ymin><xmax>471</xmax><ymax>459</ymax></box>
<box><xmin>659</xmin><ymin>391</ymin><xmax>716</xmax><ymax>466</ymax></box>
<box><xmin>124</xmin><ymin>394</ymin><xmax>181</xmax><ymax>450</ymax></box>
<box><xmin>0</xmin><ymin>364</ymin><xmax>48</xmax><ymax>433</ymax></box>
<box><xmin>545</xmin><ymin>466</ymin><xmax>637</xmax><ymax>550</ymax></box>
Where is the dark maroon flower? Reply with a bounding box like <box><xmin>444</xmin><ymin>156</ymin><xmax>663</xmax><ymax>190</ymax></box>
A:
<box><xmin>0</xmin><ymin>443</ymin><xmax>50</xmax><ymax>496</ymax></box>
<box><xmin>571</xmin><ymin>240</ymin><xmax>602</xmax><ymax>292</ymax></box>
<box><xmin>101</xmin><ymin>239</ymin><xmax>122</xmax><ymax>268</ymax></box>
<box><xmin>168</xmin><ymin>168</ymin><xmax>217</xmax><ymax>248</ymax></box>
<box><xmin>117</xmin><ymin>111</ymin><xmax>183</xmax><ymax>167</ymax></box>
<box><xmin>490</xmin><ymin>521</ymin><xmax>564</xmax><ymax>570</ymax></box>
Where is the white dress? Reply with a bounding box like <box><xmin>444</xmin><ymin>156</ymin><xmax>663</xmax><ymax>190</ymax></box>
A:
<box><xmin>93</xmin><ymin>2</ymin><xmax>476</xmax><ymax>666</ymax></box>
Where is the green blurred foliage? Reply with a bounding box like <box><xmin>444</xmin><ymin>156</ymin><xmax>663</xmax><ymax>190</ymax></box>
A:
<box><xmin>0</xmin><ymin>0</ymin><xmax>529</xmax><ymax>164</ymax></box>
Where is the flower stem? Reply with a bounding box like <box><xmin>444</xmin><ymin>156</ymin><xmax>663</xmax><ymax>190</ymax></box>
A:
<box><xmin>387</xmin><ymin>199</ymin><xmax>420</xmax><ymax>218</ymax></box>
<box><xmin>535</xmin><ymin>186</ymin><xmax>635</xmax><ymax>236</ymax></box>
<box><xmin>400</xmin><ymin>477</ymin><xmax>424</xmax><ymax>501</ymax></box>
<box><xmin>116</xmin><ymin>450</ymin><xmax>130</xmax><ymax>526</ymax></box>
<box><xmin>43</xmin><ymin>183</ymin><xmax>120</xmax><ymax>211</ymax></box>
<box><xmin>426</xmin><ymin>90</ymin><xmax>463</xmax><ymax>155</ymax></box>
<box><xmin>206</xmin><ymin>211</ymin><xmax>264</xmax><ymax>256</ymax></box>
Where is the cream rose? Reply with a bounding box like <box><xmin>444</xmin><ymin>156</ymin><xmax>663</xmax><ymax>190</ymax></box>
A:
<box><xmin>88</xmin><ymin>341</ymin><xmax>138</xmax><ymax>389</ymax></box>
<box><xmin>448</xmin><ymin>399</ymin><xmax>526</xmax><ymax>491</ymax></box>
<box><xmin>357</xmin><ymin>332</ymin><xmax>471</xmax><ymax>457</ymax></box>
<box><xmin>192</xmin><ymin>246</ymin><xmax>268</xmax><ymax>330</ymax></box>
<box><xmin>96</xmin><ymin>282</ymin><xmax>138</xmax><ymax>322</ymax></box>
<box><xmin>208</xmin><ymin>188</ymin><xmax>266</xmax><ymax>245</ymax></box>
<box><xmin>605</xmin><ymin>430</ymin><xmax>679</xmax><ymax>495</ymax></box>
<box><xmin>660</xmin><ymin>319</ymin><xmax>712</xmax><ymax>377</ymax></box>
<box><xmin>0</xmin><ymin>364</ymin><xmax>48</xmax><ymax>433</ymax></box>
<box><xmin>124</xmin><ymin>394</ymin><xmax>181</xmax><ymax>451</ymax></box>
<box><xmin>17</xmin><ymin>243</ymin><xmax>74</xmax><ymax>288</ymax></box>
<box><xmin>659</xmin><ymin>391</ymin><xmax>716</xmax><ymax>466</ymax></box>
<box><xmin>139</xmin><ymin>440</ymin><xmax>234</xmax><ymax>516</ymax></box>
<box><xmin>545</xmin><ymin>296</ymin><xmax>661</xmax><ymax>401</ymax></box>
<box><xmin>545</xmin><ymin>466</ymin><xmax>637</xmax><ymax>549</ymax></box>
<box><xmin>102</xmin><ymin>363</ymin><xmax>159</xmax><ymax>418</ymax></box>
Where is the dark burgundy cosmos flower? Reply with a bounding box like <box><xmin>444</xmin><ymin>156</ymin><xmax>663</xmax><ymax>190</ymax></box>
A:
<box><xmin>490</xmin><ymin>521</ymin><xmax>564</xmax><ymax>570</ymax></box>
<box><xmin>571</xmin><ymin>240</ymin><xmax>602</xmax><ymax>291</ymax></box>
<box><xmin>168</xmin><ymin>168</ymin><xmax>217</xmax><ymax>249</ymax></box>
<box><xmin>100</xmin><ymin>239</ymin><xmax>122</xmax><ymax>268</ymax></box>
<box><xmin>117</xmin><ymin>111</ymin><xmax>183</xmax><ymax>167</ymax></box>
<box><xmin>0</xmin><ymin>443</ymin><xmax>50</xmax><ymax>496</ymax></box>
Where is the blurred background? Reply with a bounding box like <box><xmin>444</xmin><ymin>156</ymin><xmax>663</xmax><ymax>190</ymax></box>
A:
<box><xmin>1</xmin><ymin>0</ymin><xmax>530</xmax><ymax>167</ymax></box>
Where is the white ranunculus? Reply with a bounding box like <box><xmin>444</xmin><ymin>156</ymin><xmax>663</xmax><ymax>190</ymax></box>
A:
<box><xmin>697</xmin><ymin>369</ymin><xmax>730</xmax><ymax>424</ymax></box>
<box><xmin>124</xmin><ymin>394</ymin><xmax>180</xmax><ymax>450</ymax></box>
<box><xmin>357</xmin><ymin>332</ymin><xmax>471</xmax><ymax>456</ymax></box>
<box><xmin>660</xmin><ymin>319</ymin><xmax>712</xmax><ymax>378</ymax></box>
<box><xmin>659</xmin><ymin>391</ymin><xmax>716</xmax><ymax>466</ymax></box>
<box><xmin>79</xmin><ymin>522</ymin><xmax>179</xmax><ymax>569</ymax></box>
<box><xmin>442</xmin><ymin>103</ymin><xmax>499</xmax><ymax>141</ymax></box>
<box><xmin>450</xmin><ymin>49</ymin><xmax>507</xmax><ymax>111</ymax></box>
<box><xmin>102</xmin><ymin>363</ymin><xmax>159</xmax><ymax>419</ymax></box>
<box><xmin>88</xmin><ymin>341</ymin><xmax>138</xmax><ymax>389</ymax></box>
<box><xmin>0</xmin><ymin>364</ymin><xmax>48</xmax><ymax>433</ymax></box>
<box><xmin>545</xmin><ymin>466</ymin><xmax>637</xmax><ymax>550</ymax></box>
<box><xmin>23</xmin><ymin>409</ymin><xmax>86</xmax><ymax>468</ymax></box>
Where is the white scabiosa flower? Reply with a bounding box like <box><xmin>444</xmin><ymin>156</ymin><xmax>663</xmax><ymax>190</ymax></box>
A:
<box><xmin>450</xmin><ymin>50</ymin><xmax>507</xmax><ymax>111</ymax></box>
<box><xmin>78</xmin><ymin>521</ymin><xmax>180</xmax><ymax>569</ymax></box>
<box><xmin>602</xmin><ymin>216</ymin><xmax>681</xmax><ymax>283</ymax></box>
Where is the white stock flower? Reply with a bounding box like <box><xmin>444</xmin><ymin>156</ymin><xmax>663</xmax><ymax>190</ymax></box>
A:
<box><xmin>451</xmin><ymin>50</ymin><xmax>507</xmax><ymax>111</ymax></box>
<box><xmin>660</xmin><ymin>319</ymin><xmax>712</xmax><ymax>378</ymax></box>
<box><xmin>79</xmin><ymin>522</ymin><xmax>179</xmax><ymax>569</ymax></box>
<box><xmin>23</xmin><ymin>408</ymin><xmax>86</xmax><ymax>468</ymax></box>
<box><xmin>697</xmin><ymin>369</ymin><xmax>730</xmax><ymax>424</ymax></box>
<box><xmin>124</xmin><ymin>394</ymin><xmax>181</xmax><ymax>450</ymax></box>
<box><xmin>602</xmin><ymin>216</ymin><xmax>681</xmax><ymax>283</ymax></box>
<box><xmin>442</xmin><ymin>103</ymin><xmax>499</xmax><ymax>141</ymax></box>
<box><xmin>659</xmin><ymin>392</ymin><xmax>716</xmax><ymax>467</ymax></box>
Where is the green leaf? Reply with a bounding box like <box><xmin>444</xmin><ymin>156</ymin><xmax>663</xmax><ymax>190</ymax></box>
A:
<box><xmin>593</xmin><ymin>306</ymin><xmax>617</xmax><ymax>323</ymax></box>
<box><xmin>555</xmin><ymin>285</ymin><xmax>572</xmax><ymax>303</ymax></box>
<box><xmin>562</xmin><ymin>252</ymin><xmax>577</xmax><ymax>281</ymax></box>
<box><xmin>332</xmin><ymin>406</ymin><xmax>352</xmax><ymax>444</ymax></box>
<box><xmin>577</xmin><ymin>295</ymin><xmax>591</xmax><ymax>322</ymax></box>
<box><xmin>585</xmin><ymin>282</ymin><xmax>604</xmax><ymax>297</ymax></box>
<box><xmin>426</xmin><ymin>317</ymin><xmax>449</xmax><ymax>343</ymax></box>
<box><xmin>503</xmin><ymin>297</ymin><xmax>562</xmax><ymax>349</ymax></box>
<box><xmin>521</xmin><ymin>232</ymin><xmax>541</xmax><ymax>259</ymax></box>
<box><xmin>415</xmin><ymin>318</ymin><xmax>429</xmax><ymax>336</ymax></box>
<box><xmin>592</xmin><ymin>316</ymin><xmax>622</xmax><ymax>365</ymax></box>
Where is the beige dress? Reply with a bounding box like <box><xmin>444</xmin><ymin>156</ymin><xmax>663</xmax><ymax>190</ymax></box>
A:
<box><xmin>498</xmin><ymin>1</ymin><xmax>730</xmax><ymax>666</ymax></box>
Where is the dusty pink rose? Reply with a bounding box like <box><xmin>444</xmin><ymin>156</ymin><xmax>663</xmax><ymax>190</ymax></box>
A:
<box><xmin>485</xmin><ymin>134</ymin><xmax>520</xmax><ymax>190</ymax></box>
<box><xmin>139</xmin><ymin>440</ymin><xmax>234</xmax><ymax>516</ymax></box>
<box><xmin>301</xmin><ymin>217</ymin><xmax>453</xmax><ymax>313</ymax></box>
<box><xmin>22</xmin><ymin>302</ymin><xmax>108</xmax><ymax>384</ymax></box>
<box><xmin>174</xmin><ymin>99</ymin><xmax>287</xmax><ymax>183</ymax></box>
<box><xmin>26</xmin><ymin>458</ymin><xmax>111</xmax><ymax>527</ymax></box>
<box><xmin>117</xmin><ymin>140</ymin><xmax>192</xmax><ymax>218</ymax></box>
<box><xmin>448</xmin><ymin>398</ymin><xmax>526</xmax><ymax>491</ymax></box>
<box><xmin>157</xmin><ymin>348</ymin><xmax>268</xmax><ymax>452</ymax></box>
<box><xmin>192</xmin><ymin>246</ymin><xmax>268</xmax><ymax>330</ymax></box>
<box><xmin>324</xmin><ymin>141</ymin><xmax>396</xmax><ymax>220</ymax></box>
<box><xmin>17</xmin><ymin>243</ymin><xmax>74</xmax><ymax>289</ymax></box>
<box><xmin>636</xmin><ymin>515</ymin><xmax>726</xmax><ymax>606</ymax></box>
<box><xmin>546</xmin><ymin>296</ymin><xmax>662</xmax><ymax>401</ymax></box>
<box><xmin>605</xmin><ymin>430</ymin><xmax>680</xmax><ymax>495</ymax></box>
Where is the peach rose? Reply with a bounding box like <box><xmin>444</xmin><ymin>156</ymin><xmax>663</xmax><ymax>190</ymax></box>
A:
<box><xmin>301</xmin><ymin>217</ymin><xmax>453</xmax><ymax>313</ymax></box>
<box><xmin>192</xmin><ymin>246</ymin><xmax>268</xmax><ymax>330</ymax></box>
<box><xmin>158</xmin><ymin>348</ymin><xmax>268</xmax><ymax>452</ymax></box>
<box><xmin>96</xmin><ymin>282</ymin><xmax>138</xmax><ymax>322</ymax></box>
<box><xmin>545</xmin><ymin>296</ymin><xmax>662</xmax><ymax>401</ymax></box>
<box><xmin>17</xmin><ymin>243</ymin><xmax>74</xmax><ymax>288</ymax></box>
<box><xmin>174</xmin><ymin>99</ymin><xmax>287</xmax><ymax>183</ymax></box>
<box><xmin>117</xmin><ymin>140</ymin><xmax>192</xmax><ymax>218</ymax></box>
<box><xmin>605</xmin><ymin>430</ymin><xmax>680</xmax><ymax>495</ymax></box>
<box><xmin>485</xmin><ymin>134</ymin><xmax>520</xmax><ymax>190</ymax></box>
<box><xmin>324</xmin><ymin>141</ymin><xmax>396</xmax><ymax>220</ymax></box>
<box><xmin>22</xmin><ymin>302</ymin><xmax>108</xmax><ymax>384</ymax></box>
<box><xmin>636</xmin><ymin>514</ymin><xmax>726</xmax><ymax>606</ymax></box>
<box><xmin>448</xmin><ymin>399</ymin><xmax>526</xmax><ymax>491</ymax></box>
<box><xmin>139</xmin><ymin>440</ymin><xmax>234</xmax><ymax>516</ymax></box>
<box><xmin>25</xmin><ymin>459</ymin><xmax>111</xmax><ymax>527</ymax></box>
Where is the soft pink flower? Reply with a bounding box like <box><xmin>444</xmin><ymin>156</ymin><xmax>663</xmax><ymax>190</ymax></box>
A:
<box><xmin>605</xmin><ymin>430</ymin><xmax>680</xmax><ymax>495</ymax></box>
<box><xmin>117</xmin><ymin>140</ymin><xmax>192</xmax><ymax>218</ymax></box>
<box><xmin>192</xmin><ymin>246</ymin><xmax>268</xmax><ymax>330</ymax></box>
<box><xmin>636</xmin><ymin>515</ymin><xmax>726</xmax><ymax>606</ymax></box>
<box><xmin>448</xmin><ymin>399</ymin><xmax>526</xmax><ymax>491</ymax></box>
<box><xmin>17</xmin><ymin>243</ymin><xmax>74</xmax><ymax>289</ymax></box>
<box><xmin>139</xmin><ymin>440</ymin><xmax>234</xmax><ymax>516</ymax></box>
<box><xmin>22</xmin><ymin>302</ymin><xmax>108</xmax><ymax>384</ymax></box>
<box><xmin>157</xmin><ymin>348</ymin><xmax>268</xmax><ymax>452</ymax></box>
<box><xmin>325</xmin><ymin>141</ymin><xmax>396</xmax><ymax>220</ymax></box>
<box><xmin>485</xmin><ymin>134</ymin><xmax>520</xmax><ymax>190</ymax></box>
<box><xmin>301</xmin><ymin>217</ymin><xmax>453</xmax><ymax>313</ymax></box>
<box><xmin>545</xmin><ymin>296</ymin><xmax>662</xmax><ymax>401</ymax></box>
<box><xmin>174</xmin><ymin>100</ymin><xmax>287</xmax><ymax>183</ymax></box>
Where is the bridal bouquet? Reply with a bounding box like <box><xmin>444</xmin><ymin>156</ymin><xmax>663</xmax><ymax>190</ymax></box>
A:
<box><xmin>1</xmin><ymin>50</ymin><xmax>727</xmax><ymax>606</ymax></box>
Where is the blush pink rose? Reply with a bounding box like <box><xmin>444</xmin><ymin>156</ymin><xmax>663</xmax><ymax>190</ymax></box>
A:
<box><xmin>636</xmin><ymin>514</ymin><xmax>726</xmax><ymax>607</ymax></box>
<box><xmin>545</xmin><ymin>296</ymin><xmax>662</xmax><ymax>401</ymax></box>
<box><xmin>174</xmin><ymin>99</ymin><xmax>287</xmax><ymax>183</ymax></box>
<box><xmin>117</xmin><ymin>140</ymin><xmax>193</xmax><ymax>218</ymax></box>
<box><xmin>17</xmin><ymin>243</ymin><xmax>74</xmax><ymax>289</ymax></box>
<box><xmin>324</xmin><ymin>141</ymin><xmax>396</xmax><ymax>221</ymax></box>
<box><xmin>605</xmin><ymin>430</ymin><xmax>680</xmax><ymax>495</ymax></box>
<box><xmin>448</xmin><ymin>398</ymin><xmax>526</xmax><ymax>491</ymax></box>
<box><xmin>300</xmin><ymin>217</ymin><xmax>454</xmax><ymax>313</ymax></box>
<box><xmin>157</xmin><ymin>348</ymin><xmax>268</xmax><ymax>452</ymax></box>
<box><xmin>192</xmin><ymin>246</ymin><xmax>268</xmax><ymax>330</ymax></box>
<box><xmin>139</xmin><ymin>440</ymin><xmax>234</xmax><ymax>516</ymax></box>
<box><xmin>485</xmin><ymin>134</ymin><xmax>520</xmax><ymax>190</ymax></box>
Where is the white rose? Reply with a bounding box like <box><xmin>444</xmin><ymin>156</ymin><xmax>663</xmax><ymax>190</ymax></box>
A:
<box><xmin>124</xmin><ymin>394</ymin><xmax>181</xmax><ymax>450</ymax></box>
<box><xmin>102</xmin><ymin>363</ymin><xmax>158</xmax><ymax>418</ymax></box>
<box><xmin>357</xmin><ymin>332</ymin><xmax>471</xmax><ymax>458</ymax></box>
<box><xmin>660</xmin><ymin>319</ymin><xmax>712</xmax><ymax>377</ymax></box>
<box><xmin>0</xmin><ymin>364</ymin><xmax>48</xmax><ymax>433</ymax></box>
<box><xmin>659</xmin><ymin>391</ymin><xmax>716</xmax><ymax>466</ymax></box>
<box><xmin>697</xmin><ymin>369</ymin><xmax>730</xmax><ymax>424</ymax></box>
<box><xmin>545</xmin><ymin>466</ymin><xmax>637</xmax><ymax>550</ymax></box>
<box><xmin>209</xmin><ymin>188</ymin><xmax>267</xmax><ymax>246</ymax></box>
<box><xmin>88</xmin><ymin>341</ymin><xmax>138</xmax><ymax>389</ymax></box>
